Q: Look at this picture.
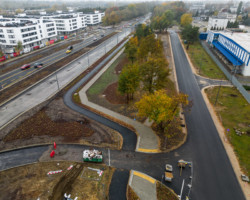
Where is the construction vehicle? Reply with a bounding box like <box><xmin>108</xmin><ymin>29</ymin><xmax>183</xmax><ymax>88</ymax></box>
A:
<box><xmin>83</xmin><ymin>149</ymin><xmax>103</xmax><ymax>163</ymax></box>
<box><xmin>178</xmin><ymin>159</ymin><xmax>187</xmax><ymax>168</ymax></box>
<box><xmin>165</xmin><ymin>164</ymin><xmax>173</xmax><ymax>182</ymax></box>
<box><xmin>165</xmin><ymin>172</ymin><xmax>174</xmax><ymax>182</ymax></box>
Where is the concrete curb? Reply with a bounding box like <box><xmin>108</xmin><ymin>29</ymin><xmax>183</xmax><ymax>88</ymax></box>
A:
<box><xmin>78</xmin><ymin>48</ymin><xmax>160</xmax><ymax>153</ymax></box>
<box><xmin>201</xmin><ymin>86</ymin><xmax>249</xmax><ymax>199</ymax></box>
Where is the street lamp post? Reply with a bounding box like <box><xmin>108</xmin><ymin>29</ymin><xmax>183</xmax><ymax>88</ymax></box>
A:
<box><xmin>55</xmin><ymin>73</ymin><xmax>60</xmax><ymax>91</ymax></box>
<box><xmin>214</xmin><ymin>79</ymin><xmax>222</xmax><ymax>106</ymax></box>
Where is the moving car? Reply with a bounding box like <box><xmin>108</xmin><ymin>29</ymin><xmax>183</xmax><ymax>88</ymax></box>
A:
<box><xmin>33</xmin><ymin>62</ymin><xmax>43</xmax><ymax>68</ymax></box>
<box><xmin>20</xmin><ymin>64</ymin><xmax>31</xmax><ymax>70</ymax></box>
<box><xmin>66</xmin><ymin>45</ymin><xmax>73</xmax><ymax>54</ymax></box>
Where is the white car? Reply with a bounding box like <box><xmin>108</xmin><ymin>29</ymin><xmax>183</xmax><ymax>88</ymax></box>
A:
<box><xmin>93</xmin><ymin>37</ymin><xmax>97</xmax><ymax>41</ymax></box>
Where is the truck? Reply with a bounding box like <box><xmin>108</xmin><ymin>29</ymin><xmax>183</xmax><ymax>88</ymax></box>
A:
<box><xmin>83</xmin><ymin>149</ymin><xmax>103</xmax><ymax>163</ymax></box>
<box><xmin>165</xmin><ymin>172</ymin><xmax>174</xmax><ymax>182</ymax></box>
<box><xmin>165</xmin><ymin>164</ymin><xmax>173</xmax><ymax>182</ymax></box>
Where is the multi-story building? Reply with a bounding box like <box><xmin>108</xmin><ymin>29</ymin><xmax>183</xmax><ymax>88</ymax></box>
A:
<box><xmin>0</xmin><ymin>15</ymin><xmax>57</xmax><ymax>53</ymax></box>
<box><xmin>0</xmin><ymin>10</ymin><xmax>104</xmax><ymax>54</ymax></box>
<box><xmin>85</xmin><ymin>11</ymin><xmax>105</xmax><ymax>26</ymax></box>
<box><xmin>206</xmin><ymin>31</ymin><xmax>250</xmax><ymax>76</ymax></box>
<box><xmin>208</xmin><ymin>17</ymin><xmax>228</xmax><ymax>30</ymax></box>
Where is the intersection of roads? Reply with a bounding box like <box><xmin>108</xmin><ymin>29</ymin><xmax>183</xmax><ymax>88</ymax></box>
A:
<box><xmin>0</xmin><ymin>16</ymin><xmax>246</xmax><ymax>200</ymax></box>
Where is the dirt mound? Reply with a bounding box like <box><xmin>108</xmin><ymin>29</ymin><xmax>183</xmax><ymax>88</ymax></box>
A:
<box><xmin>49</xmin><ymin>164</ymin><xmax>83</xmax><ymax>200</ymax></box>
<box><xmin>103</xmin><ymin>82</ymin><xmax>126</xmax><ymax>104</ymax></box>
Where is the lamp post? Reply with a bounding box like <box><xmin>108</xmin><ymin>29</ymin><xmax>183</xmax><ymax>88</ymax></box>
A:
<box><xmin>55</xmin><ymin>73</ymin><xmax>59</xmax><ymax>91</ymax></box>
<box><xmin>214</xmin><ymin>79</ymin><xmax>222</xmax><ymax>106</ymax></box>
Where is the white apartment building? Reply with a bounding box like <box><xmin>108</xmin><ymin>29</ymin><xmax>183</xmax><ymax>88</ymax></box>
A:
<box><xmin>208</xmin><ymin>17</ymin><xmax>228</xmax><ymax>30</ymax></box>
<box><xmin>85</xmin><ymin>11</ymin><xmax>105</xmax><ymax>26</ymax></box>
<box><xmin>47</xmin><ymin>13</ymin><xmax>87</xmax><ymax>35</ymax></box>
<box><xmin>0</xmin><ymin>15</ymin><xmax>57</xmax><ymax>53</ymax></box>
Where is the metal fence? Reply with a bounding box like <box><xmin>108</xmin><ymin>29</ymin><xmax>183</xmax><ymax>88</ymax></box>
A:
<box><xmin>201</xmin><ymin>42</ymin><xmax>250</xmax><ymax>103</ymax></box>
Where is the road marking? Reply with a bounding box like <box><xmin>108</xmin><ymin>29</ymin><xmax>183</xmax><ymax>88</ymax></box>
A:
<box><xmin>133</xmin><ymin>171</ymin><xmax>156</xmax><ymax>184</ymax></box>
<box><xmin>0</xmin><ymin>70</ymin><xmax>25</xmax><ymax>83</ymax></box>
<box><xmin>137</xmin><ymin>148</ymin><xmax>159</xmax><ymax>153</ymax></box>
<box><xmin>108</xmin><ymin>148</ymin><xmax>110</xmax><ymax>166</ymax></box>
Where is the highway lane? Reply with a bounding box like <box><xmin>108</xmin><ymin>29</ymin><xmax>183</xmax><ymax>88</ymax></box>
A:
<box><xmin>0</xmin><ymin>28</ymin><xmax>131</xmax><ymax>128</ymax></box>
<box><xmin>170</xmin><ymin>31</ymin><xmax>245</xmax><ymax>200</ymax></box>
<box><xmin>0</xmin><ymin>29</ymin><xmax>113</xmax><ymax>89</ymax></box>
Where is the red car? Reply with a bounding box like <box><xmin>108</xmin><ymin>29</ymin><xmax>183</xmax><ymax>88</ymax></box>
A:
<box><xmin>20</xmin><ymin>64</ymin><xmax>31</xmax><ymax>70</ymax></box>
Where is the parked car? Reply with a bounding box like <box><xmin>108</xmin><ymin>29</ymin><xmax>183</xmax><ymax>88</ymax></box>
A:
<box><xmin>101</xmin><ymin>34</ymin><xmax>104</xmax><ymax>37</ymax></box>
<box><xmin>93</xmin><ymin>37</ymin><xmax>97</xmax><ymax>41</ymax></box>
<box><xmin>66</xmin><ymin>45</ymin><xmax>73</xmax><ymax>53</ymax></box>
<box><xmin>20</xmin><ymin>64</ymin><xmax>31</xmax><ymax>70</ymax></box>
<box><xmin>33</xmin><ymin>62</ymin><xmax>43</xmax><ymax>68</ymax></box>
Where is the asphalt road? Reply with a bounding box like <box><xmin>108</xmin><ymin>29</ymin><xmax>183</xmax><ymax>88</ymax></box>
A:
<box><xmin>0</xmin><ymin>29</ymin><xmax>113</xmax><ymax>89</ymax></box>
<box><xmin>0</xmin><ymin>18</ymin><xmax>244</xmax><ymax>200</ymax></box>
<box><xmin>170</xmin><ymin>31</ymin><xmax>245</xmax><ymax>200</ymax></box>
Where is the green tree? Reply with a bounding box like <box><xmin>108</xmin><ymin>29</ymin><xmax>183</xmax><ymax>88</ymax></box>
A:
<box><xmin>135</xmin><ymin>24</ymin><xmax>152</xmax><ymax>41</ymax></box>
<box><xmin>118</xmin><ymin>64</ymin><xmax>140</xmax><ymax>103</ymax></box>
<box><xmin>180</xmin><ymin>13</ymin><xmax>192</xmax><ymax>26</ymax></box>
<box><xmin>125</xmin><ymin>37</ymin><xmax>138</xmax><ymax>63</ymax></box>
<box><xmin>140</xmin><ymin>57</ymin><xmax>169</xmax><ymax>93</ymax></box>
<box><xmin>136</xmin><ymin>90</ymin><xmax>189</xmax><ymax>130</ymax></box>
<box><xmin>181</xmin><ymin>25</ymin><xmax>199</xmax><ymax>50</ymax></box>
<box><xmin>137</xmin><ymin>34</ymin><xmax>163</xmax><ymax>61</ymax></box>
<box><xmin>15</xmin><ymin>41</ymin><xmax>23</xmax><ymax>52</ymax></box>
<box><xmin>237</xmin><ymin>1</ymin><xmax>243</xmax><ymax>16</ymax></box>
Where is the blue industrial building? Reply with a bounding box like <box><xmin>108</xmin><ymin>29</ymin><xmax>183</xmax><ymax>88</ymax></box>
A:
<box><xmin>206</xmin><ymin>31</ymin><xmax>250</xmax><ymax>76</ymax></box>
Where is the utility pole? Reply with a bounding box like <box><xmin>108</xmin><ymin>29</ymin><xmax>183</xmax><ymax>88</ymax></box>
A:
<box><xmin>55</xmin><ymin>73</ymin><xmax>59</xmax><ymax>91</ymax></box>
<box><xmin>214</xmin><ymin>79</ymin><xmax>222</xmax><ymax>106</ymax></box>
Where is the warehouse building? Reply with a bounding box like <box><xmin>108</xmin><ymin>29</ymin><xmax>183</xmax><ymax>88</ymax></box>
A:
<box><xmin>206</xmin><ymin>31</ymin><xmax>250</xmax><ymax>76</ymax></box>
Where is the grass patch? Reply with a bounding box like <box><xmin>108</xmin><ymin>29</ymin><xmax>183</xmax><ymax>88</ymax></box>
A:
<box><xmin>205</xmin><ymin>86</ymin><xmax>250</xmax><ymax>175</ymax></box>
<box><xmin>87</xmin><ymin>53</ymin><xmax>126</xmax><ymax>97</ymax></box>
<box><xmin>156</xmin><ymin>181</ymin><xmax>178</xmax><ymax>200</ymax></box>
<box><xmin>185</xmin><ymin>42</ymin><xmax>226</xmax><ymax>79</ymax></box>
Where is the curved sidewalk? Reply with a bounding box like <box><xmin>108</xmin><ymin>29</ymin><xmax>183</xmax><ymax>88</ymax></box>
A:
<box><xmin>78</xmin><ymin>48</ymin><xmax>160</xmax><ymax>153</ymax></box>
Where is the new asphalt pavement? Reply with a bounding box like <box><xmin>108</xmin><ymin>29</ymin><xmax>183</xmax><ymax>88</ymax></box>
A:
<box><xmin>0</xmin><ymin>30</ymin><xmax>245</xmax><ymax>200</ymax></box>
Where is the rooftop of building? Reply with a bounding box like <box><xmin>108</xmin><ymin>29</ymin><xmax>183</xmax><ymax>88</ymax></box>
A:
<box><xmin>0</xmin><ymin>21</ymin><xmax>37</xmax><ymax>28</ymax></box>
<box><xmin>216</xmin><ymin>31</ymin><xmax>250</xmax><ymax>52</ymax></box>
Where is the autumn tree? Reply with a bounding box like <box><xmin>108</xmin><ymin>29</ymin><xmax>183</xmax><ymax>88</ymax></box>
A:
<box><xmin>135</xmin><ymin>24</ymin><xmax>152</xmax><ymax>41</ymax></box>
<box><xmin>140</xmin><ymin>57</ymin><xmax>169</xmax><ymax>93</ymax></box>
<box><xmin>136</xmin><ymin>90</ymin><xmax>189</xmax><ymax>130</ymax></box>
<box><xmin>125</xmin><ymin>37</ymin><xmax>138</xmax><ymax>63</ymax></box>
<box><xmin>151</xmin><ymin>10</ymin><xmax>174</xmax><ymax>33</ymax></box>
<box><xmin>118</xmin><ymin>64</ymin><xmax>140</xmax><ymax>103</ymax></box>
<box><xmin>180</xmin><ymin>13</ymin><xmax>192</xmax><ymax>26</ymax></box>
<box><xmin>137</xmin><ymin>34</ymin><xmax>163</xmax><ymax>61</ymax></box>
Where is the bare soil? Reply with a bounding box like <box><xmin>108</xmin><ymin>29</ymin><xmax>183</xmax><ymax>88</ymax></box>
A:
<box><xmin>1</xmin><ymin>98</ymin><xmax>122</xmax><ymax>151</ymax></box>
<box><xmin>0</xmin><ymin>161</ymin><xmax>114</xmax><ymax>200</ymax></box>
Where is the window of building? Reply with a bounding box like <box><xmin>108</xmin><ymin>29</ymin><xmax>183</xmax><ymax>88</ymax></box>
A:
<box><xmin>10</xmin><ymin>40</ymin><xmax>16</xmax><ymax>44</ymax></box>
<box><xmin>8</xmin><ymin>35</ymin><xmax>15</xmax><ymax>39</ymax></box>
<box><xmin>0</xmin><ymin>34</ymin><xmax>4</xmax><ymax>38</ymax></box>
<box><xmin>0</xmin><ymin>29</ymin><xmax>3</xmax><ymax>33</ymax></box>
<box><xmin>0</xmin><ymin>39</ymin><xmax>6</xmax><ymax>43</ymax></box>
<box><xmin>7</xmin><ymin>29</ymin><xmax>14</xmax><ymax>33</ymax></box>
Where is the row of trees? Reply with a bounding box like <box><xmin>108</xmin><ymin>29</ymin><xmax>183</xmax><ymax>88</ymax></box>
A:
<box><xmin>227</xmin><ymin>21</ymin><xmax>239</xmax><ymax>28</ymax></box>
<box><xmin>150</xmin><ymin>2</ymin><xmax>187</xmax><ymax>32</ymax></box>
<box><xmin>118</xmin><ymin>25</ymin><xmax>189</xmax><ymax>131</ymax></box>
<box><xmin>103</xmin><ymin>3</ymin><xmax>151</xmax><ymax>26</ymax></box>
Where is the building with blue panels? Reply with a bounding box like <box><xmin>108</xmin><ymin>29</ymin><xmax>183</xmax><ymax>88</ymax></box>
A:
<box><xmin>206</xmin><ymin>31</ymin><xmax>250</xmax><ymax>76</ymax></box>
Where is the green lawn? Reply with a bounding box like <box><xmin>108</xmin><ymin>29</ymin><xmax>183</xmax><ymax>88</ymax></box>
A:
<box><xmin>205</xmin><ymin>86</ymin><xmax>250</xmax><ymax>175</ymax></box>
<box><xmin>186</xmin><ymin>42</ymin><xmax>226</xmax><ymax>80</ymax></box>
<box><xmin>87</xmin><ymin>53</ymin><xmax>126</xmax><ymax>97</ymax></box>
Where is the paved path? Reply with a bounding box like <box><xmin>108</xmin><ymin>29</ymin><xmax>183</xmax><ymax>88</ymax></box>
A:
<box><xmin>78</xmin><ymin>48</ymin><xmax>159</xmax><ymax>153</ymax></box>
